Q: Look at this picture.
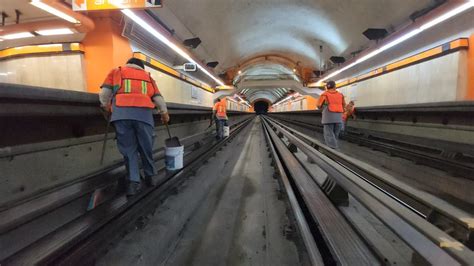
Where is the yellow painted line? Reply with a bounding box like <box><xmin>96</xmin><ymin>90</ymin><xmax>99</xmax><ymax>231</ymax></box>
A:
<box><xmin>336</xmin><ymin>38</ymin><xmax>469</xmax><ymax>88</ymax></box>
<box><xmin>450</xmin><ymin>38</ymin><xmax>469</xmax><ymax>49</ymax></box>
<box><xmin>133</xmin><ymin>52</ymin><xmax>215</xmax><ymax>93</ymax></box>
<box><xmin>0</xmin><ymin>43</ymin><xmax>83</xmax><ymax>59</ymax></box>
<box><xmin>386</xmin><ymin>46</ymin><xmax>442</xmax><ymax>71</ymax></box>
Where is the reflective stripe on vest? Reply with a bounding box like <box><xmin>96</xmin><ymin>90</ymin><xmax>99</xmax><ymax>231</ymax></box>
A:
<box><xmin>124</xmin><ymin>79</ymin><xmax>132</xmax><ymax>93</ymax></box>
<box><xmin>141</xmin><ymin>80</ymin><xmax>147</xmax><ymax>95</ymax></box>
<box><xmin>114</xmin><ymin>67</ymin><xmax>155</xmax><ymax>109</ymax></box>
<box><xmin>324</xmin><ymin>91</ymin><xmax>344</xmax><ymax>113</ymax></box>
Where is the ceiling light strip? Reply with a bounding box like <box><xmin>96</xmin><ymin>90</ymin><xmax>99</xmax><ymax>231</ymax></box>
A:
<box><xmin>30</xmin><ymin>0</ymin><xmax>80</xmax><ymax>24</ymax></box>
<box><xmin>35</xmin><ymin>28</ymin><xmax>74</xmax><ymax>36</ymax></box>
<box><xmin>1</xmin><ymin>32</ymin><xmax>35</xmax><ymax>40</ymax></box>
<box><xmin>317</xmin><ymin>1</ymin><xmax>474</xmax><ymax>84</ymax></box>
<box><xmin>121</xmin><ymin>9</ymin><xmax>225</xmax><ymax>86</ymax></box>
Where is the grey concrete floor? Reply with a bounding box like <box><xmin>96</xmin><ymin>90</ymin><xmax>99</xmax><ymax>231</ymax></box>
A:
<box><xmin>97</xmin><ymin>117</ymin><xmax>308</xmax><ymax>266</ymax></box>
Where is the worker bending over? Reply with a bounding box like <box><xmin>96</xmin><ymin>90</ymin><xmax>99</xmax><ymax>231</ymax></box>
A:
<box><xmin>317</xmin><ymin>80</ymin><xmax>346</xmax><ymax>149</ymax></box>
<box><xmin>212</xmin><ymin>98</ymin><xmax>228</xmax><ymax>140</ymax></box>
<box><xmin>99</xmin><ymin>58</ymin><xmax>169</xmax><ymax>196</ymax></box>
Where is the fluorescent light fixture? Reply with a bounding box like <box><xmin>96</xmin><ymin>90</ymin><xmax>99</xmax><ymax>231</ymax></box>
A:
<box><xmin>30</xmin><ymin>0</ymin><xmax>80</xmax><ymax>24</ymax></box>
<box><xmin>1</xmin><ymin>32</ymin><xmax>35</xmax><ymax>40</ymax></box>
<box><xmin>35</xmin><ymin>28</ymin><xmax>74</xmax><ymax>36</ymax></box>
<box><xmin>121</xmin><ymin>9</ymin><xmax>225</xmax><ymax>86</ymax></box>
<box><xmin>319</xmin><ymin>1</ymin><xmax>474</xmax><ymax>83</ymax></box>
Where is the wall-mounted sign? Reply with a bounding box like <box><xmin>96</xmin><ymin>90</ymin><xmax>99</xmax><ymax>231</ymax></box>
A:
<box><xmin>73</xmin><ymin>0</ymin><xmax>162</xmax><ymax>11</ymax></box>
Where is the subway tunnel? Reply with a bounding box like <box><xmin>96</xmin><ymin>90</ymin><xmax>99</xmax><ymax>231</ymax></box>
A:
<box><xmin>1</xmin><ymin>1</ymin><xmax>474</xmax><ymax>265</ymax></box>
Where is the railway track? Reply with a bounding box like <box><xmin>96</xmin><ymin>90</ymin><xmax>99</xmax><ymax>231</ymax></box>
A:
<box><xmin>271</xmin><ymin>116</ymin><xmax>474</xmax><ymax>179</ymax></box>
<box><xmin>261</xmin><ymin>116</ymin><xmax>474</xmax><ymax>265</ymax></box>
<box><xmin>0</xmin><ymin>118</ymin><xmax>253</xmax><ymax>265</ymax></box>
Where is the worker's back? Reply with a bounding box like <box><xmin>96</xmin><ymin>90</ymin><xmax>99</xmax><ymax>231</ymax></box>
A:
<box><xmin>213</xmin><ymin>101</ymin><xmax>228</xmax><ymax>120</ymax></box>
<box><xmin>320</xmin><ymin>90</ymin><xmax>344</xmax><ymax>124</ymax></box>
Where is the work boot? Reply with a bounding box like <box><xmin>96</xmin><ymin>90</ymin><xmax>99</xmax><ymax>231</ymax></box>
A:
<box><xmin>144</xmin><ymin>175</ymin><xmax>156</xmax><ymax>187</ymax></box>
<box><xmin>126</xmin><ymin>181</ymin><xmax>141</xmax><ymax>197</ymax></box>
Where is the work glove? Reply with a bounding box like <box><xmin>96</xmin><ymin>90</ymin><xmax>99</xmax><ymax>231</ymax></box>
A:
<box><xmin>161</xmin><ymin>112</ymin><xmax>170</xmax><ymax>124</ymax></box>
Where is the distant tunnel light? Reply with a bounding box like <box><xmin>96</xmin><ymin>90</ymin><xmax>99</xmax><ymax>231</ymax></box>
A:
<box><xmin>35</xmin><ymin>28</ymin><xmax>74</xmax><ymax>36</ymax></box>
<box><xmin>121</xmin><ymin>9</ymin><xmax>225</xmax><ymax>86</ymax></box>
<box><xmin>1</xmin><ymin>32</ymin><xmax>35</xmax><ymax>40</ymax></box>
<box><xmin>318</xmin><ymin>0</ymin><xmax>474</xmax><ymax>84</ymax></box>
<box><xmin>30</xmin><ymin>0</ymin><xmax>80</xmax><ymax>24</ymax></box>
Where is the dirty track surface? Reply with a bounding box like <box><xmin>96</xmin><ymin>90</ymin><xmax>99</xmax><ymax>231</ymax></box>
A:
<box><xmin>97</xmin><ymin>117</ymin><xmax>308</xmax><ymax>266</ymax></box>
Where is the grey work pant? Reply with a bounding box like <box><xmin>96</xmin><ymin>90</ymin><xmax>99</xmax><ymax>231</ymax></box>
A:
<box><xmin>323</xmin><ymin>123</ymin><xmax>343</xmax><ymax>149</ymax></box>
<box><xmin>114</xmin><ymin>120</ymin><xmax>156</xmax><ymax>182</ymax></box>
<box><xmin>215</xmin><ymin>118</ymin><xmax>228</xmax><ymax>139</ymax></box>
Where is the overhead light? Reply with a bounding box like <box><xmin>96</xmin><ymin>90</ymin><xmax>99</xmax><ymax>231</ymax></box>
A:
<box><xmin>1</xmin><ymin>32</ymin><xmax>34</xmax><ymax>40</ymax></box>
<box><xmin>35</xmin><ymin>28</ymin><xmax>74</xmax><ymax>36</ymax></box>
<box><xmin>238</xmin><ymin>70</ymin><xmax>242</xmax><ymax>75</ymax></box>
<box><xmin>293</xmin><ymin>68</ymin><xmax>296</xmax><ymax>72</ymax></box>
<box><xmin>121</xmin><ymin>9</ymin><xmax>225</xmax><ymax>86</ymax></box>
<box><xmin>30</xmin><ymin>0</ymin><xmax>80</xmax><ymax>24</ymax></box>
<box><xmin>318</xmin><ymin>1</ymin><xmax>474</xmax><ymax>83</ymax></box>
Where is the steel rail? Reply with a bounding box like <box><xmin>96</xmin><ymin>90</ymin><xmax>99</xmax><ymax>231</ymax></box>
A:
<box><xmin>262</xmin><ymin>118</ymin><xmax>379</xmax><ymax>265</ymax></box>
<box><xmin>272</xmin><ymin>116</ymin><xmax>474</xmax><ymax>179</ymax></box>
<box><xmin>1</xmin><ymin>118</ymin><xmax>253</xmax><ymax>265</ymax></box>
<box><xmin>0</xmin><ymin>128</ymin><xmax>216</xmax><ymax>234</ymax></box>
<box><xmin>263</xmin><ymin>116</ymin><xmax>474</xmax><ymax>265</ymax></box>
<box><xmin>261</xmin><ymin>120</ymin><xmax>324</xmax><ymax>266</ymax></box>
<box><xmin>267</xmin><ymin>116</ymin><xmax>474</xmax><ymax>247</ymax></box>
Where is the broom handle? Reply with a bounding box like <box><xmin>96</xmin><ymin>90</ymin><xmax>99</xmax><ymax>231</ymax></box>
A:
<box><xmin>100</xmin><ymin>112</ymin><xmax>111</xmax><ymax>165</ymax></box>
<box><xmin>165</xmin><ymin>123</ymin><xmax>172</xmax><ymax>138</ymax></box>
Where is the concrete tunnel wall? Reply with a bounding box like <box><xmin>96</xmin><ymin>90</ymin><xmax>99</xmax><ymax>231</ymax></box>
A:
<box><xmin>338</xmin><ymin>51</ymin><xmax>468</xmax><ymax>107</ymax></box>
<box><xmin>0</xmin><ymin>53</ymin><xmax>87</xmax><ymax>92</ymax></box>
<box><xmin>0</xmin><ymin>53</ymin><xmax>248</xmax><ymax>110</ymax></box>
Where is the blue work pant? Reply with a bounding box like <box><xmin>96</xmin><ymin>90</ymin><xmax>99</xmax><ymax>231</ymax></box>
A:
<box><xmin>323</xmin><ymin>123</ymin><xmax>342</xmax><ymax>149</ymax></box>
<box><xmin>215</xmin><ymin>119</ymin><xmax>228</xmax><ymax>139</ymax></box>
<box><xmin>114</xmin><ymin>120</ymin><xmax>156</xmax><ymax>182</ymax></box>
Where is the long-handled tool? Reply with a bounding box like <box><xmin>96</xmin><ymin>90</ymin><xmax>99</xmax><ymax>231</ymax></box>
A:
<box><xmin>165</xmin><ymin>123</ymin><xmax>181</xmax><ymax>147</ymax></box>
<box><xmin>100</xmin><ymin>110</ymin><xmax>111</xmax><ymax>165</ymax></box>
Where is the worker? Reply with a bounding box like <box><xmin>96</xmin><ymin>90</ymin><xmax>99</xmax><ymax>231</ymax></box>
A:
<box><xmin>317</xmin><ymin>80</ymin><xmax>346</xmax><ymax>149</ymax></box>
<box><xmin>99</xmin><ymin>58</ymin><xmax>169</xmax><ymax>196</ymax></box>
<box><xmin>342</xmin><ymin>100</ymin><xmax>356</xmax><ymax>131</ymax></box>
<box><xmin>212</xmin><ymin>98</ymin><xmax>228</xmax><ymax>140</ymax></box>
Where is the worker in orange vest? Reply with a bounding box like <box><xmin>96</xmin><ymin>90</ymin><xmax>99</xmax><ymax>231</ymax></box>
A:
<box><xmin>342</xmin><ymin>100</ymin><xmax>356</xmax><ymax>131</ymax></box>
<box><xmin>99</xmin><ymin>58</ymin><xmax>169</xmax><ymax>196</ymax></box>
<box><xmin>317</xmin><ymin>80</ymin><xmax>346</xmax><ymax>149</ymax></box>
<box><xmin>212</xmin><ymin>98</ymin><xmax>228</xmax><ymax>140</ymax></box>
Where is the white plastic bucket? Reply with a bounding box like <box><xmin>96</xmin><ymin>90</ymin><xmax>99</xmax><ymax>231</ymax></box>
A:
<box><xmin>223</xmin><ymin>126</ymin><xmax>230</xmax><ymax>137</ymax></box>
<box><xmin>165</xmin><ymin>145</ymin><xmax>184</xmax><ymax>170</ymax></box>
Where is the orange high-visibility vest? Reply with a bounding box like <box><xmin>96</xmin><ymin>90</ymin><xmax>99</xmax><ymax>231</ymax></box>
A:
<box><xmin>321</xmin><ymin>91</ymin><xmax>344</xmax><ymax>113</ymax></box>
<box><xmin>104</xmin><ymin>66</ymin><xmax>159</xmax><ymax>109</ymax></box>
<box><xmin>213</xmin><ymin>101</ymin><xmax>227</xmax><ymax>118</ymax></box>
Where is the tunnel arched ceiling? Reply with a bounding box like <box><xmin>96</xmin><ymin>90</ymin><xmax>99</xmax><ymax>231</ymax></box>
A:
<box><xmin>157</xmin><ymin>0</ymin><xmax>433</xmax><ymax>72</ymax></box>
<box><xmin>240</xmin><ymin>88</ymin><xmax>289</xmax><ymax>103</ymax></box>
<box><xmin>234</xmin><ymin>62</ymin><xmax>300</xmax><ymax>84</ymax></box>
<box><xmin>154</xmin><ymin>0</ymin><xmax>434</xmax><ymax>103</ymax></box>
